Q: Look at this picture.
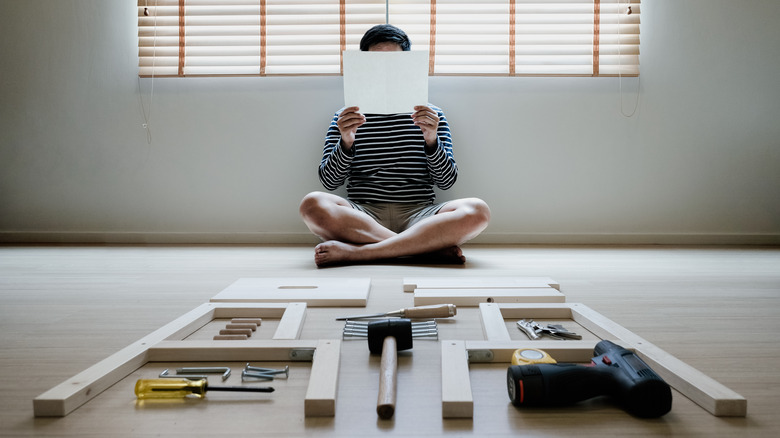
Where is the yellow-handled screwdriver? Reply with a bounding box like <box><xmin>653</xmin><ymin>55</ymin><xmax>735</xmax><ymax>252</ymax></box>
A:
<box><xmin>135</xmin><ymin>378</ymin><xmax>274</xmax><ymax>399</ymax></box>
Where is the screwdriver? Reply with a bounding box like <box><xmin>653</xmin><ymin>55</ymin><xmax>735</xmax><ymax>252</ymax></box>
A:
<box><xmin>336</xmin><ymin>304</ymin><xmax>456</xmax><ymax>320</ymax></box>
<box><xmin>135</xmin><ymin>378</ymin><xmax>274</xmax><ymax>399</ymax></box>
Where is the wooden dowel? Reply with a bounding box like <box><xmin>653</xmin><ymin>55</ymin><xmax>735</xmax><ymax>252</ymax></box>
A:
<box><xmin>225</xmin><ymin>323</ymin><xmax>257</xmax><ymax>331</ymax></box>
<box><xmin>219</xmin><ymin>329</ymin><xmax>252</xmax><ymax>337</ymax></box>
<box><xmin>231</xmin><ymin>318</ymin><xmax>262</xmax><ymax>326</ymax></box>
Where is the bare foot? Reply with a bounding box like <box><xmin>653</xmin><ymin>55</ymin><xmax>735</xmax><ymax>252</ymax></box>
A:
<box><xmin>314</xmin><ymin>241</ymin><xmax>465</xmax><ymax>267</ymax></box>
<box><xmin>408</xmin><ymin>246</ymin><xmax>466</xmax><ymax>264</ymax></box>
<box><xmin>314</xmin><ymin>241</ymin><xmax>363</xmax><ymax>267</ymax></box>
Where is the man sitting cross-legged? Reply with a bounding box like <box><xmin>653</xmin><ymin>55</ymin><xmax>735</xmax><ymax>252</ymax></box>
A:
<box><xmin>299</xmin><ymin>24</ymin><xmax>490</xmax><ymax>267</ymax></box>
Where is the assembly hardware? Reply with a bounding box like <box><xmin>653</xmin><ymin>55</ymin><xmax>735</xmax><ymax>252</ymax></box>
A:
<box><xmin>242</xmin><ymin>370</ymin><xmax>274</xmax><ymax>382</ymax></box>
<box><xmin>245</xmin><ymin>364</ymin><xmax>289</xmax><ymax>378</ymax></box>
<box><xmin>467</xmin><ymin>350</ymin><xmax>495</xmax><ymax>363</ymax></box>
<box><xmin>158</xmin><ymin>369</ymin><xmax>208</xmax><ymax>380</ymax></box>
<box><xmin>343</xmin><ymin>320</ymin><xmax>438</xmax><ymax>340</ymax></box>
<box><xmin>176</xmin><ymin>367</ymin><xmax>231</xmax><ymax>381</ymax></box>
<box><xmin>517</xmin><ymin>319</ymin><xmax>582</xmax><ymax>340</ymax></box>
<box><xmin>289</xmin><ymin>348</ymin><xmax>315</xmax><ymax>361</ymax></box>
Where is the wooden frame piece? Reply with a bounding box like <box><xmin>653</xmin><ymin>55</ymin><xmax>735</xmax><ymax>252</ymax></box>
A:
<box><xmin>404</xmin><ymin>277</ymin><xmax>561</xmax><ymax>292</ymax></box>
<box><xmin>211</xmin><ymin>277</ymin><xmax>371</xmax><ymax>307</ymax></box>
<box><xmin>404</xmin><ymin>277</ymin><xmax>564</xmax><ymax>306</ymax></box>
<box><xmin>33</xmin><ymin>302</ymin><xmax>341</xmax><ymax>418</ymax></box>
<box><xmin>440</xmin><ymin>303</ymin><xmax>747</xmax><ymax>418</ymax></box>
<box><xmin>441</xmin><ymin>340</ymin><xmax>473</xmax><ymax>418</ymax></box>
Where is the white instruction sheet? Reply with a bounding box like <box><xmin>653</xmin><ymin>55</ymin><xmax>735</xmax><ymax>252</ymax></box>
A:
<box><xmin>343</xmin><ymin>51</ymin><xmax>428</xmax><ymax>114</ymax></box>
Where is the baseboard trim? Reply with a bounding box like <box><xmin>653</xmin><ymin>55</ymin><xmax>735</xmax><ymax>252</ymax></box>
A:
<box><xmin>1</xmin><ymin>231</ymin><xmax>778</xmax><ymax>245</ymax></box>
<box><xmin>476</xmin><ymin>232</ymin><xmax>780</xmax><ymax>245</ymax></box>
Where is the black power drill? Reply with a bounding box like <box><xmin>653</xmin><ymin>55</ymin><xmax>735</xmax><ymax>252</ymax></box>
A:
<box><xmin>506</xmin><ymin>340</ymin><xmax>672</xmax><ymax>418</ymax></box>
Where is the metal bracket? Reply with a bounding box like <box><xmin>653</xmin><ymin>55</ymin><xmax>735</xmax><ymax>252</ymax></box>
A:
<box><xmin>290</xmin><ymin>348</ymin><xmax>315</xmax><ymax>361</ymax></box>
<box><xmin>467</xmin><ymin>349</ymin><xmax>494</xmax><ymax>363</ymax></box>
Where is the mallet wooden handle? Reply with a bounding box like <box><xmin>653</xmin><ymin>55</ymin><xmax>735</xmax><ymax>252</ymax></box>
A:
<box><xmin>377</xmin><ymin>336</ymin><xmax>398</xmax><ymax>419</ymax></box>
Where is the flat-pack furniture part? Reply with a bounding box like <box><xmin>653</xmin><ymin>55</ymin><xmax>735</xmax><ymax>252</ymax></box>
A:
<box><xmin>440</xmin><ymin>302</ymin><xmax>747</xmax><ymax>419</ymax></box>
<box><xmin>33</xmin><ymin>302</ymin><xmax>341</xmax><ymax>418</ymax></box>
<box><xmin>211</xmin><ymin>277</ymin><xmax>371</xmax><ymax>307</ymax></box>
<box><xmin>404</xmin><ymin>277</ymin><xmax>564</xmax><ymax>306</ymax></box>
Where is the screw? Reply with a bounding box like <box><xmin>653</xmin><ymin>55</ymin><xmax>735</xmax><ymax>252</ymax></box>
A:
<box><xmin>242</xmin><ymin>370</ymin><xmax>274</xmax><ymax>381</ymax></box>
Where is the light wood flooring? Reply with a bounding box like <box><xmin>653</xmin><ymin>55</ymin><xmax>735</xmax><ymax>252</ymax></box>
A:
<box><xmin>1</xmin><ymin>244</ymin><xmax>778</xmax><ymax>437</ymax></box>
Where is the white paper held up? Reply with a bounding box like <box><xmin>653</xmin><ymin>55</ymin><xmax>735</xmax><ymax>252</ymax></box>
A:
<box><xmin>343</xmin><ymin>51</ymin><xmax>428</xmax><ymax>114</ymax></box>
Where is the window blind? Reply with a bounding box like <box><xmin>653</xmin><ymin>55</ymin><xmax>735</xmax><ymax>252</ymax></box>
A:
<box><xmin>138</xmin><ymin>0</ymin><xmax>639</xmax><ymax>77</ymax></box>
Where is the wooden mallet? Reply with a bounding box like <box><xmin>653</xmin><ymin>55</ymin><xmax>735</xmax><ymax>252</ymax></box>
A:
<box><xmin>367</xmin><ymin>319</ymin><xmax>414</xmax><ymax>419</ymax></box>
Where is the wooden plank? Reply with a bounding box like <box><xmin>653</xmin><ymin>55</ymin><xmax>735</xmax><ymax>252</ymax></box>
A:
<box><xmin>414</xmin><ymin>287</ymin><xmax>565</xmax><ymax>306</ymax></box>
<box><xmin>495</xmin><ymin>303</ymin><xmax>575</xmax><ymax>320</ymax></box>
<box><xmin>404</xmin><ymin>277</ymin><xmax>560</xmax><ymax>292</ymax></box>
<box><xmin>478</xmin><ymin>303</ymin><xmax>512</xmax><ymax>341</ymax></box>
<box><xmin>465</xmin><ymin>340</ymin><xmax>603</xmax><ymax>363</ymax></box>
<box><xmin>273</xmin><ymin>302</ymin><xmax>307</xmax><ymax>340</ymax></box>
<box><xmin>210</xmin><ymin>277</ymin><xmax>371</xmax><ymax>307</ymax></box>
<box><xmin>441</xmin><ymin>341</ymin><xmax>473</xmax><ymax>418</ymax></box>
<box><xmin>33</xmin><ymin>347</ymin><xmax>150</xmax><ymax>417</ymax></box>
<box><xmin>570</xmin><ymin>305</ymin><xmax>748</xmax><ymax>417</ymax></box>
<box><xmin>305</xmin><ymin>339</ymin><xmax>341</xmax><ymax>417</ymax></box>
<box><xmin>212</xmin><ymin>304</ymin><xmax>288</xmax><ymax>319</ymax></box>
<box><xmin>146</xmin><ymin>340</ymin><xmax>319</xmax><ymax>362</ymax></box>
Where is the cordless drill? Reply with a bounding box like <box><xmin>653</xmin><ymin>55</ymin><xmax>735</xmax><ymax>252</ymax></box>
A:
<box><xmin>506</xmin><ymin>340</ymin><xmax>672</xmax><ymax>418</ymax></box>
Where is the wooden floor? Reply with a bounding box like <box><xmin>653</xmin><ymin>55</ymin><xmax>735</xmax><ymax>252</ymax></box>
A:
<box><xmin>1</xmin><ymin>244</ymin><xmax>778</xmax><ymax>437</ymax></box>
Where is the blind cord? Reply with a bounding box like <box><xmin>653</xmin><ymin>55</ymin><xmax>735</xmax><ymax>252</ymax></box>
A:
<box><xmin>138</xmin><ymin>0</ymin><xmax>157</xmax><ymax>144</ymax></box>
<box><xmin>618</xmin><ymin>0</ymin><xmax>640</xmax><ymax>118</ymax></box>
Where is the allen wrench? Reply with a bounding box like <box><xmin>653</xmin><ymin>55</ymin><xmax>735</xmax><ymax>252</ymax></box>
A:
<box><xmin>175</xmin><ymin>367</ymin><xmax>231</xmax><ymax>381</ymax></box>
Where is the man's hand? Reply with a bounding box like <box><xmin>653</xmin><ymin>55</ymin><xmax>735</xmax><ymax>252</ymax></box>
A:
<box><xmin>337</xmin><ymin>106</ymin><xmax>366</xmax><ymax>150</ymax></box>
<box><xmin>412</xmin><ymin>105</ymin><xmax>440</xmax><ymax>150</ymax></box>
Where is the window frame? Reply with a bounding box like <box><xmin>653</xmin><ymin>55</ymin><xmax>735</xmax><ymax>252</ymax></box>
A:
<box><xmin>137</xmin><ymin>0</ymin><xmax>640</xmax><ymax>78</ymax></box>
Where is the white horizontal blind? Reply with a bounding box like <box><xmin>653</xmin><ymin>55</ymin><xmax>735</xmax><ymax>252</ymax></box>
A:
<box><xmin>138</xmin><ymin>0</ymin><xmax>639</xmax><ymax>77</ymax></box>
<box><xmin>597</xmin><ymin>0</ymin><xmax>640</xmax><ymax>76</ymax></box>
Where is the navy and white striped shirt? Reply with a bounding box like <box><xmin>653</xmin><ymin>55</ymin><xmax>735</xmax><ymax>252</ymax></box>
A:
<box><xmin>318</xmin><ymin>105</ymin><xmax>458</xmax><ymax>204</ymax></box>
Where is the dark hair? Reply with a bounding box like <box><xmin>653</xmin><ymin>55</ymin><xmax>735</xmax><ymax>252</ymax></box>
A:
<box><xmin>359</xmin><ymin>24</ymin><xmax>411</xmax><ymax>51</ymax></box>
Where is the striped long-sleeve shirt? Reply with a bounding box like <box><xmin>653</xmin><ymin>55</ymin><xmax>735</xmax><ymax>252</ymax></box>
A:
<box><xmin>318</xmin><ymin>105</ymin><xmax>458</xmax><ymax>204</ymax></box>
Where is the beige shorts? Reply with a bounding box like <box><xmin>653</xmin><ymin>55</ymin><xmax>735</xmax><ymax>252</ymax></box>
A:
<box><xmin>347</xmin><ymin>201</ymin><xmax>448</xmax><ymax>234</ymax></box>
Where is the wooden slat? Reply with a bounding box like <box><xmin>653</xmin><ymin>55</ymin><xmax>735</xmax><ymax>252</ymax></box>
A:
<box><xmin>465</xmin><ymin>340</ymin><xmax>601</xmax><ymax>363</ymax></box>
<box><xmin>404</xmin><ymin>277</ymin><xmax>561</xmax><ymax>292</ymax></box>
<box><xmin>414</xmin><ymin>287</ymin><xmax>565</xmax><ymax>306</ymax></box>
<box><xmin>478</xmin><ymin>303</ymin><xmax>511</xmax><ymax>341</ymax></box>
<box><xmin>305</xmin><ymin>339</ymin><xmax>341</xmax><ymax>417</ymax></box>
<box><xmin>441</xmin><ymin>340</ymin><xmax>473</xmax><ymax>418</ymax></box>
<box><xmin>495</xmin><ymin>303</ymin><xmax>575</xmax><ymax>320</ymax></box>
<box><xmin>273</xmin><ymin>302</ymin><xmax>307</xmax><ymax>340</ymax></box>
<box><xmin>571</xmin><ymin>305</ymin><xmax>748</xmax><ymax>417</ymax></box>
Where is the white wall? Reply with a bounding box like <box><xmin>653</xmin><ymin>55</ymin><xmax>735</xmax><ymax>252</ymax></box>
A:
<box><xmin>1</xmin><ymin>0</ymin><xmax>779</xmax><ymax>244</ymax></box>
